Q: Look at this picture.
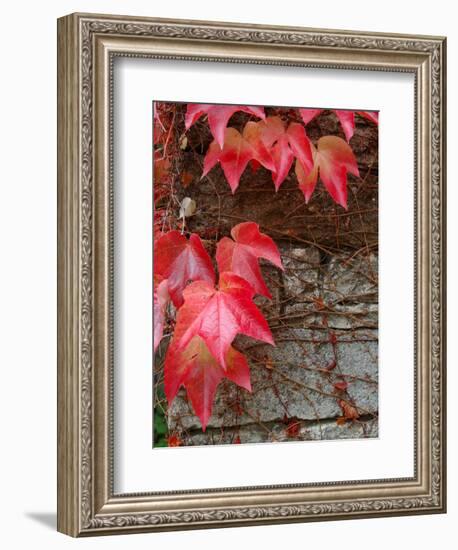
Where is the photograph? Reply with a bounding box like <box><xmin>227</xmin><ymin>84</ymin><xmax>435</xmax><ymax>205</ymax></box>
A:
<box><xmin>153</xmin><ymin>101</ymin><xmax>379</xmax><ymax>447</ymax></box>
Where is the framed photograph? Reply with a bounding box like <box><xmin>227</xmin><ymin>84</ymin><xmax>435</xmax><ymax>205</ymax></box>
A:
<box><xmin>57</xmin><ymin>13</ymin><xmax>446</xmax><ymax>536</ymax></box>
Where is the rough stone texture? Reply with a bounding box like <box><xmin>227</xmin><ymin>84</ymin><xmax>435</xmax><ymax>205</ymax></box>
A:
<box><xmin>184</xmin><ymin>418</ymin><xmax>378</xmax><ymax>446</ymax></box>
<box><xmin>323</xmin><ymin>253</ymin><xmax>378</xmax><ymax>305</ymax></box>
<box><xmin>167</xmin><ymin>247</ymin><xmax>378</xmax><ymax>444</ymax></box>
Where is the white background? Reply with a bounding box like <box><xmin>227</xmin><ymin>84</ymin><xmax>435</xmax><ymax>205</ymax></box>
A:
<box><xmin>115</xmin><ymin>59</ymin><xmax>414</xmax><ymax>492</ymax></box>
<box><xmin>0</xmin><ymin>1</ymin><xmax>455</xmax><ymax>548</ymax></box>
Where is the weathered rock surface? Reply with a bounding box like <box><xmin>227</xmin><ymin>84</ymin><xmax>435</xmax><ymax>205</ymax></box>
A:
<box><xmin>184</xmin><ymin>417</ymin><xmax>378</xmax><ymax>446</ymax></box>
<box><xmin>167</xmin><ymin>247</ymin><xmax>378</xmax><ymax>445</ymax></box>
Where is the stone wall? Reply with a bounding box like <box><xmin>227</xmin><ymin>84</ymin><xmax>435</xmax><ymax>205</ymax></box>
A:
<box><xmin>167</xmin><ymin>245</ymin><xmax>378</xmax><ymax>445</ymax></box>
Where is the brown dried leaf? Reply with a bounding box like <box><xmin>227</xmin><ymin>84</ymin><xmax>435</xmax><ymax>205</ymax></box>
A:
<box><xmin>338</xmin><ymin>399</ymin><xmax>359</xmax><ymax>420</ymax></box>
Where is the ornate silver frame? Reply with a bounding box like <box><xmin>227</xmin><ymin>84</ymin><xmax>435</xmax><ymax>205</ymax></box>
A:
<box><xmin>57</xmin><ymin>13</ymin><xmax>446</xmax><ymax>536</ymax></box>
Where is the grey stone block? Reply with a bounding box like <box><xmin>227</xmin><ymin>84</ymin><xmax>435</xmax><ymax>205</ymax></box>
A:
<box><xmin>167</xmin><ymin>249</ymin><xmax>379</xmax><ymax>443</ymax></box>
<box><xmin>174</xmin><ymin>417</ymin><xmax>378</xmax><ymax>446</ymax></box>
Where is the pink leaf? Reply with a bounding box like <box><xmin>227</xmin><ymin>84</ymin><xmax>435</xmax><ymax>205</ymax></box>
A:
<box><xmin>154</xmin><ymin>231</ymin><xmax>215</xmax><ymax>308</ymax></box>
<box><xmin>185</xmin><ymin>104</ymin><xmax>266</xmax><ymax>147</ymax></box>
<box><xmin>357</xmin><ymin>111</ymin><xmax>379</xmax><ymax>124</ymax></box>
<box><xmin>258</xmin><ymin>117</ymin><xmax>313</xmax><ymax>190</ymax></box>
<box><xmin>174</xmin><ymin>272</ymin><xmax>274</xmax><ymax>370</ymax></box>
<box><xmin>299</xmin><ymin>108</ymin><xmax>323</xmax><ymax>126</ymax></box>
<box><xmin>202</xmin><ymin>123</ymin><xmax>274</xmax><ymax>192</ymax></box>
<box><xmin>334</xmin><ymin>110</ymin><xmax>355</xmax><ymax>141</ymax></box>
<box><xmin>216</xmin><ymin>222</ymin><xmax>283</xmax><ymax>298</ymax></box>
<box><xmin>300</xmin><ymin>108</ymin><xmax>358</xmax><ymax>141</ymax></box>
<box><xmin>296</xmin><ymin>136</ymin><xmax>359</xmax><ymax>209</ymax></box>
<box><xmin>333</xmin><ymin>380</ymin><xmax>349</xmax><ymax>392</ymax></box>
<box><xmin>165</xmin><ymin>335</ymin><xmax>251</xmax><ymax>431</ymax></box>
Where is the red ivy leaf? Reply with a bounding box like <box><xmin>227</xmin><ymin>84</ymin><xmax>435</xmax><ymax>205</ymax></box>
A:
<box><xmin>174</xmin><ymin>272</ymin><xmax>274</xmax><ymax>370</ymax></box>
<box><xmin>167</xmin><ymin>434</ymin><xmax>182</xmax><ymax>447</ymax></box>
<box><xmin>165</xmin><ymin>335</ymin><xmax>251</xmax><ymax>430</ymax></box>
<box><xmin>325</xmin><ymin>360</ymin><xmax>337</xmax><ymax>371</ymax></box>
<box><xmin>285</xmin><ymin>419</ymin><xmax>301</xmax><ymax>438</ymax></box>
<box><xmin>300</xmin><ymin>108</ymin><xmax>378</xmax><ymax>140</ymax></box>
<box><xmin>180</xmin><ymin>171</ymin><xmax>194</xmax><ymax>187</ymax></box>
<box><xmin>357</xmin><ymin>111</ymin><xmax>379</xmax><ymax>124</ymax></box>
<box><xmin>216</xmin><ymin>222</ymin><xmax>284</xmax><ymax>298</ymax></box>
<box><xmin>298</xmin><ymin>108</ymin><xmax>322</xmax><ymax>126</ymax></box>
<box><xmin>258</xmin><ymin>116</ymin><xmax>313</xmax><ymax>190</ymax></box>
<box><xmin>185</xmin><ymin>104</ymin><xmax>265</xmax><ymax>147</ymax></box>
<box><xmin>202</xmin><ymin>124</ymin><xmax>274</xmax><ymax>192</ymax></box>
<box><xmin>313</xmin><ymin>296</ymin><xmax>326</xmax><ymax>310</ymax></box>
<box><xmin>153</xmin><ymin>274</ymin><xmax>170</xmax><ymax>352</ymax></box>
<box><xmin>295</xmin><ymin>136</ymin><xmax>359</xmax><ymax>209</ymax></box>
<box><xmin>338</xmin><ymin>399</ymin><xmax>360</xmax><ymax>420</ymax></box>
<box><xmin>333</xmin><ymin>380</ymin><xmax>349</xmax><ymax>392</ymax></box>
<box><xmin>299</xmin><ymin>109</ymin><xmax>356</xmax><ymax>141</ymax></box>
<box><xmin>154</xmin><ymin>231</ymin><xmax>215</xmax><ymax>308</ymax></box>
<box><xmin>333</xmin><ymin>110</ymin><xmax>355</xmax><ymax>141</ymax></box>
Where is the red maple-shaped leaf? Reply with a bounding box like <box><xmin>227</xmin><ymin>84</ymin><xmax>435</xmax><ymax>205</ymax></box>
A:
<box><xmin>165</xmin><ymin>335</ymin><xmax>251</xmax><ymax>430</ymax></box>
<box><xmin>202</xmin><ymin>123</ymin><xmax>275</xmax><ymax>192</ymax></box>
<box><xmin>299</xmin><ymin>108</ymin><xmax>356</xmax><ymax>141</ymax></box>
<box><xmin>154</xmin><ymin>231</ymin><xmax>215</xmax><ymax>308</ymax></box>
<box><xmin>357</xmin><ymin>111</ymin><xmax>379</xmax><ymax>124</ymax></box>
<box><xmin>333</xmin><ymin>380</ymin><xmax>349</xmax><ymax>392</ymax></box>
<box><xmin>338</xmin><ymin>399</ymin><xmax>360</xmax><ymax>420</ymax></box>
<box><xmin>185</xmin><ymin>104</ymin><xmax>265</xmax><ymax>147</ymax></box>
<box><xmin>258</xmin><ymin>116</ymin><xmax>313</xmax><ymax>190</ymax></box>
<box><xmin>285</xmin><ymin>418</ymin><xmax>301</xmax><ymax>438</ymax></box>
<box><xmin>299</xmin><ymin>108</ymin><xmax>378</xmax><ymax>140</ymax></box>
<box><xmin>167</xmin><ymin>433</ymin><xmax>182</xmax><ymax>447</ymax></box>
<box><xmin>298</xmin><ymin>108</ymin><xmax>322</xmax><ymax>126</ymax></box>
<box><xmin>174</xmin><ymin>272</ymin><xmax>274</xmax><ymax>370</ymax></box>
<box><xmin>333</xmin><ymin>110</ymin><xmax>355</xmax><ymax>141</ymax></box>
<box><xmin>153</xmin><ymin>274</ymin><xmax>170</xmax><ymax>352</ymax></box>
<box><xmin>216</xmin><ymin>222</ymin><xmax>284</xmax><ymax>298</ymax></box>
<box><xmin>295</xmin><ymin>136</ymin><xmax>360</xmax><ymax>209</ymax></box>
